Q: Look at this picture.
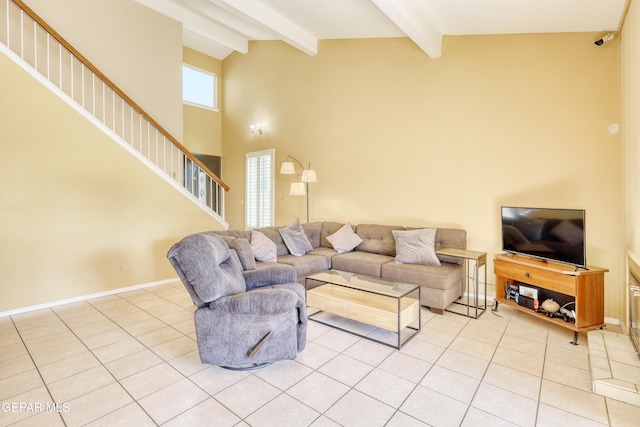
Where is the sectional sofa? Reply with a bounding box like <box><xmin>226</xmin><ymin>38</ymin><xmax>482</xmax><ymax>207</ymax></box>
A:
<box><xmin>210</xmin><ymin>221</ymin><xmax>467</xmax><ymax>314</ymax></box>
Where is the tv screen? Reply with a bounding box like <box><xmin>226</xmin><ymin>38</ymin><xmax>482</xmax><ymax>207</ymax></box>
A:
<box><xmin>501</xmin><ymin>207</ymin><xmax>586</xmax><ymax>268</ymax></box>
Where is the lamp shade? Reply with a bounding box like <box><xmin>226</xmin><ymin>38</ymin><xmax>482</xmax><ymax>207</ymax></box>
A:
<box><xmin>289</xmin><ymin>182</ymin><xmax>306</xmax><ymax>196</ymax></box>
<box><xmin>280</xmin><ymin>162</ymin><xmax>295</xmax><ymax>174</ymax></box>
<box><xmin>301</xmin><ymin>169</ymin><xmax>317</xmax><ymax>183</ymax></box>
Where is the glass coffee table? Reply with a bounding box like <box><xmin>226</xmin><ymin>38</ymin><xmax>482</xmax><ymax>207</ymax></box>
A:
<box><xmin>305</xmin><ymin>270</ymin><xmax>421</xmax><ymax>349</ymax></box>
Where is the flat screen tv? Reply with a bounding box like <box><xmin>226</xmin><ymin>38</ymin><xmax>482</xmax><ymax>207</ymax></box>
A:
<box><xmin>501</xmin><ymin>207</ymin><xmax>586</xmax><ymax>269</ymax></box>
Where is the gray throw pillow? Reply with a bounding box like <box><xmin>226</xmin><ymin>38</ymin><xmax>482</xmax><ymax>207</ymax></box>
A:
<box><xmin>228</xmin><ymin>238</ymin><xmax>256</xmax><ymax>270</ymax></box>
<box><xmin>326</xmin><ymin>222</ymin><xmax>362</xmax><ymax>253</ymax></box>
<box><xmin>251</xmin><ymin>230</ymin><xmax>277</xmax><ymax>263</ymax></box>
<box><xmin>279</xmin><ymin>218</ymin><xmax>313</xmax><ymax>256</ymax></box>
<box><xmin>392</xmin><ymin>228</ymin><xmax>441</xmax><ymax>266</ymax></box>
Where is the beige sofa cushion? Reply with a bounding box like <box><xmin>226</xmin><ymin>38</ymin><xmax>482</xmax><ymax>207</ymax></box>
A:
<box><xmin>278</xmin><ymin>254</ymin><xmax>331</xmax><ymax>281</ymax></box>
<box><xmin>355</xmin><ymin>224</ymin><xmax>404</xmax><ymax>256</ymax></box>
<box><xmin>381</xmin><ymin>262</ymin><xmax>462</xmax><ymax>291</ymax></box>
<box><xmin>331</xmin><ymin>251</ymin><xmax>394</xmax><ymax>277</ymax></box>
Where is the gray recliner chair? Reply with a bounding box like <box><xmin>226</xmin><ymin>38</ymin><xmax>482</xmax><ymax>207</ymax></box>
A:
<box><xmin>167</xmin><ymin>232</ymin><xmax>307</xmax><ymax>368</ymax></box>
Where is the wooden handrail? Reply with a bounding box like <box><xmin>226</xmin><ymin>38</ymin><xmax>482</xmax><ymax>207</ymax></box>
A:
<box><xmin>12</xmin><ymin>0</ymin><xmax>230</xmax><ymax>192</ymax></box>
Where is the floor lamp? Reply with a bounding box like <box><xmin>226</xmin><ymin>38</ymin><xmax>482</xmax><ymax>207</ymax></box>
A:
<box><xmin>280</xmin><ymin>156</ymin><xmax>317</xmax><ymax>223</ymax></box>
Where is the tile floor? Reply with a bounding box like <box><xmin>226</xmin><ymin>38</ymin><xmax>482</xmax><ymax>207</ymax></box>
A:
<box><xmin>1</xmin><ymin>281</ymin><xmax>640</xmax><ymax>427</ymax></box>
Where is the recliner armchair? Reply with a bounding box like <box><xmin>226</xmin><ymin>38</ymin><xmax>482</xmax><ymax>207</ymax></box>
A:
<box><xmin>167</xmin><ymin>233</ymin><xmax>307</xmax><ymax>368</ymax></box>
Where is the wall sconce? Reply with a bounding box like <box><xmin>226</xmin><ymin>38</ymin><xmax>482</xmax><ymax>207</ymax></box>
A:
<box><xmin>280</xmin><ymin>155</ymin><xmax>318</xmax><ymax>222</ymax></box>
<box><xmin>249</xmin><ymin>123</ymin><xmax>264</xmax><ymax>135</ymax></box>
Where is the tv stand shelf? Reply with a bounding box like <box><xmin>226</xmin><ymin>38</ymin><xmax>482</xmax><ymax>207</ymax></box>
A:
<box><xmin>494</xmin><ymin>254</ymin><xmax>608</xmax><ymax>344</ymax></box>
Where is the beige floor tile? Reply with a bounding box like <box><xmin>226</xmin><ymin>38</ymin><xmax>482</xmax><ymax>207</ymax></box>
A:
<box><xmin>119</xmin><ymin>362</ymin><xmax>184</xmax><ymax>400</ymax></box>
<box><xmin>104</xmin><ymin>349</ymin><xmax>163</xmax><ymax>380</ymax></box>
<box><xmin>295</xmin><ymin>341</ymin><xmax>338</xmax><ymax>369</ymax></box>
<box><xmin>133</xmin><ymin>297</ymin><xmax>169</xmax><ymax>311</ymax></box>
<box><xmin>607</xmin><ymin>346</ymin><xmax>640</xmax><ymax>367</ymax></box>
<box><xmin>214</xmin><ymin>375</ymin><xmax>280</xmax><ymax>419</ymax></box>
<box><xmin>539</xmin><ymin>379</ymin><xmax>608</xmax><ymax>425</ymax></box>
<box><xmin>144</xmin><ymin>303</ymin><xmax>184</xmax><ymax>318</ymax></box>
<box><xmin>0</xmin><ymin>386</ymin><xmax>55</xmax><ymax>426</ymax></box>
<box><xmin>449</xmin><ymin>335</ymin><xmax>497</xmax><ymax>361</ymax></box>
<box><xmin>245</xmin><ymin>393</ymin><xmax>320</xmax><ymax>427</ymax></box>
<box><xmin>70</xmin><ymin>318</ymin><xmax>119</xmax><ymax>339</ymax></box>
<box><xmin>498</xmin><ymin>333</ymin><xmax>546</xmax><ymax>358</ymax></box>
<box><xmin>97</xmin><ymin>303</ymin><xmax>143</xmax><ymax>318</ymax></box>
<box><xmin>610</xmin><ymin>360</ymin><xmax>640</xmax><ymax>384</ymax></box>
<box><xmin>22</xmin><ymin>330</ymin><xmax>78</xmax><ymax>353</ymax></box>
<box><xmin>318</xmin><ymin>354</ymin><xmax>374</xmax><ymax>387</ymax></box>
<box><xmin>189</xmin><ymin>364</ymin><xmax>250</xmax><ymax>396</ymax></box>
<box><xmin>543</xmin><ymin>359</ymin><xmax>592</xmax><ymax>392</ymax></box>
<box><xmin>356</xmin><ymin>367</ymin><xmax>417</xmax><ymax>408</ymax></box>
<box><xmin>91</xmin><ymin>337</ymin><xmax>146</xmax><ymax>364</ymax></box>
<box><xmin>306</xmin><ymin>320</ymin><xmax>333</xmax><ymax>341</ymax></box>
<box><xmin>7</xmin><ymin>409</ymin><xmax>66</xmax><ymax>427</ymax></box>
<box><xmin>84</xmin><ymin>402</ymin><xmax>155</xmax><ymax>427</ymax></box>
<box><xmin>163</xmin><ymin>397</ymin><xmax>240</xmax><ymax>427</ymax></box>
<box><xmin>546</xmin><ymin>344</ymin><xmax>591</xmax><ymax>370</ymax></box>
<box><xmin>313</xmin><ymin>328</ymin><xmax>360</xmax><ymax>352</ymax></box>
<box><xmin>471</xmin><ymin>382</ymin><xmax>537</xmax><ymax>427</ymax></box>
<box><xmin>254</xmin><ymin>359</ymin><xmax>313</xmax><ymax>390</ymax></box>
<box><xmin>538</xmin><ymin>403</ymin><xmax>609</xmax><ymax>426</ymax></box>
<box><xmin>435</xmin><ymin>348</ymin><xmax>490</xmax><ymax>380</ymax></box>
<box><xmin>11</xmin><ymin>309</ymin><xmax>58</xmax><ymax>331</ymax></box>
<box><xmin>80</xmin><ymin>328</ymin><xmax>131</xmax><ymax>351</ymax></box>
<box><xmin>325</xmin><ymin>389</ymin><xmax>395</xmax><ymax>427</ymax></box>
<box><xmin>167</xmin><ymin>349</ymin><xmax>208</xmax><ymax>377</ymax></box>
<box><xmin>482</xmin><ymin>362</ymin><xmax>541</xmax><ymax>400</ymax></box>
<box><xmin>0</xmin><ymin>369</ymin><xmax>43</xmax><ymax>401</ymax></box>
<box><xmin>121</xmin><ymin>317</ymin><xmax>166</xmax><ymax>336</ymax></box>
<box><xmin>286</xmin><ymin>371</ymin><xmax>349</xmax><ymax>413</ymax></box>
<box><xmin>309</xmin><ymin>415</ymin><xmax>341</xmax><ymax>427</ymax></box>
<box><xmin>137</xmin><ymin>378</ymin><xmax>208</xmax><ymax>425</ymax></box>
<box><xmin>420</xmin><ymin>365</ymin><xmax>480</xmax><ymax>404</ymax></box>
<box><xmin>343</xmin><ymin>339</ymin><xmax>394</xmax><ymax>366</ymax></box>
<box><xmin>461</xmin><ymin>407</ymin><xmax>519</xmax><ymax>427</ymax></box>
<box><xmin>400</xmin><ymin>334</ymin><xmax>447</xmax><ymax>363</ymax></box>
<box><xmin>31</xmin><ymin>343</ymin><xmax>88</xmax><ymax>372</ymax></box>
<box><xmin>156</xmin><ymin>308</ymin><xmax>193</xmax><ymax>325</ymax></box>
<box><xmin>172</xmin><ymin>318</ymin><xmax>196</xmax><ymax>335</ymax></box>
<box><xmin>492</xmin><ymin>346</ymin><xmax>544</xmax><ymax>377</ymax></box>
<box><xmin>459</xmin><ymin>322</ymin><xmax>506</xmax><ymax>345</ymax></box>
<box><xmin>416</xmin><ymin>326</ymin><xmax>458</xmax><ymax>347</ymax></box>
<box><xmin>17</xmin><ymin>321</ymin><xmax>69</xmax><ymax>342</ymax></box>
<box><xmin>0</xmin><ymin>342</ymin><xmax>28</xmax><ymax>363</ymax></box>
<box><xmin>109</xmin><ymin>310</ymin><xmax>155</xmax><ymax>326</ymax></box>
<box><xmin>60</xmin><ymin>310</ymin><xmax>108</xmax><ymax>329</ymax></box>
<box><xmin>386</xmin><ymin>411</ymin><xmax>430</xmax><ymax>426</ymax></box>
<box><xmin>150</xmin><ymin>335</ymin><xmax>198</xmax><ymax>361</ymax></box>
<box><xmin>401</xmin><ymin>385</ymin><xmax>468</xmax><ymax>427</ymax></box>
<box><xmin>0</xmin><ymin>354</ymin><xmax>36</xmax><ymax>380</ymax></box>
<box><xmin>47</xmin><ymin>365</ymin><xmax>115</xmax><ymax>403</ymax></box>
<box><xmin>135</xmin><ymin>326</ymin><xmax>183</xmax><ymax>347</ymax></box>
<box><xmin>606</xmin><ymin>397</ymin><xmax>640</xmax><ymax>427</ymax></box>
<box><xmin>61</xmin><ymin>382</ymin><xmax>133</xmax><ymax>426</ymax></box>
<box><xmin>37</xmin><ymin>351</ymin><xmax>101</xmax><ymax>383</ymax></box>
<box><xmin>504</xmin><ymin>320</ymin><xmax>548</xmax><ymax>344</ymax></box>
<box><xmin>378</xmin><ymin>351</ymin><xmax>432</xmax><ymax>383</ymax></box>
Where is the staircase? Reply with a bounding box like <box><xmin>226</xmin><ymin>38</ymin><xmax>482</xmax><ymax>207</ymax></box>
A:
<box><xmin>0</xmin><ymin>0</ymin><xmax>229</xmax><ymax>227</ymax></box>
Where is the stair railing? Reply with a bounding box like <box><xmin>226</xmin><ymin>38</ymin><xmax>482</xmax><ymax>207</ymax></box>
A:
<box><xmin>0</xmin><ymin>0</ymin><xmax>229</xmax><ymax>219</ymax></box>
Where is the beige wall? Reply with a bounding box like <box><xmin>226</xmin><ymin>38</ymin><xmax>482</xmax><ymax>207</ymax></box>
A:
<box><xmin>0</xmin><ymin>20</ymin><xmax>222</xmax><ymax>313</ymax></box>
<box><xmin>622</xmin><ymin>0</ymin><xmax>640</xmax><ymax>330</ymax></box>
<box><xmin>183</xmin><ymin>47</ymin><xmax>223</xmax><ymax>157</ymax></box>
<box><xmin>222</xmin><ymin>35</ymin><xmax>624</xmax><ymax>320</ymax></box>
<box><xmin>24</xmin><ymin>0</ymin><xmax>184</xmax><ymax>140</ymax></box>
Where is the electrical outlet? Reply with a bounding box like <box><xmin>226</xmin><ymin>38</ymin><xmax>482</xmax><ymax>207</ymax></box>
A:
<box><xmin>117</xmin><ymin>264</ymin><xmax>124</xmax><ymax>273</ymax></box>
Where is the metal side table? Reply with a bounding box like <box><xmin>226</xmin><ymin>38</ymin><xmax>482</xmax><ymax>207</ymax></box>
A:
<box><xmin>437</xmin><ymin>248</ymin><xmax>487</xmax><ymax>319</ymax></box>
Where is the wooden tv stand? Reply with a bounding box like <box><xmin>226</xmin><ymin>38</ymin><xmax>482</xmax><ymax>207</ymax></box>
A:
<box><xmin>493</xmin><ymin>254</ymin><xmax>608</xmax><ymax>345</ymax></box>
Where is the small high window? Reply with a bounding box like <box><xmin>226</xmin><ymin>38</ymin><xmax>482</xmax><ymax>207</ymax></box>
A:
<box><xmin>182</xmin><ymin>64</ymin><xmax>216</xmax><ymax>110</ymax></box>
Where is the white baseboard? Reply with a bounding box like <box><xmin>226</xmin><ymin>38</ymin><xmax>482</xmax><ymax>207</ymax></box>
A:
<box><xmin>0</xmin><ymin>278</ymin><xmax>179</xmax><ymax>318</ymax></box>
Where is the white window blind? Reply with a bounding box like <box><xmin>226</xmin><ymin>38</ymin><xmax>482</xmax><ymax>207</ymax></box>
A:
<box><xmin>245</xmin><ymin>149</ymin><xmax>274</xmax><ymax>228</ymax></box>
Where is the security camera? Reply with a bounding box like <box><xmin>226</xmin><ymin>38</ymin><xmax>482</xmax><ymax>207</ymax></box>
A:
<box><xmin>595</xmin><ymin>33</ymin><xmax>615</xmax><ymax>46</ymax></box>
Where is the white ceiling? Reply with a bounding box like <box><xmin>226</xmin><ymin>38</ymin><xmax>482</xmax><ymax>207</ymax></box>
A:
<box><xmin>134</xmin><ymin>0</ymin><xmax>628</xmax><ymax>59</ymax></box>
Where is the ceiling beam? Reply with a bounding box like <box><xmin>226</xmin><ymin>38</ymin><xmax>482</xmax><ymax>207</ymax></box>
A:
<box><xmin>371</xmin><ymin>0</ymin><xmax>443</xmax><ymax>58</ymax></box>
<box><xmin>212</xmin><ymin>0</ymin><xmax>318</xmax><ymax>56</ymax></box>
<box><xmin>134</xmin><ymin>0</ymin><xmax>248</xmax><ymax>54</ymax></box>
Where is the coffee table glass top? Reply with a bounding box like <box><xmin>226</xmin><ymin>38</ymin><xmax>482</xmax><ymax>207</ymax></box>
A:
<box><xmin>306</xmin><ymin>270</ymin><xmax>418</xmax><ymax>298</ymax></box>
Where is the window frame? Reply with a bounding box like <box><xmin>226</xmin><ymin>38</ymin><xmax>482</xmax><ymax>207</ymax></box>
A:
<box><xmin>245</xmin><ymin>149</ymin><xmax>275</xmax><ymax>229</ymax></box>
<box><xmin>182</xmin><ymin>64</ymin><xmax>217</xmax><ymax>111</ymax></box>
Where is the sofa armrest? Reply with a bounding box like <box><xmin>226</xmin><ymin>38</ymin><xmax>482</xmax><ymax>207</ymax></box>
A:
<box><xmin>243</xmin><ymin>263</ymin><xmax>297</xmax><ymax>290</ymax></box>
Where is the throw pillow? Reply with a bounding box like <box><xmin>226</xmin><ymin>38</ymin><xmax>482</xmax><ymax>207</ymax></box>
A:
<box><xmin>392</xmin><ymin>228</ymin><xmax>441</xmax><ymax>266</ymax></box>
<box><xmin>279</xmin><ymin>218</ymin><xmax>313</xmax><ymax>256</ymax></box>
<box><xmin>228</xmin><ymin>237</ymin><xmax>257</xmax><ymax>270</ymax></box>
<box><xmin>251</xmin><ymin>230</ymin><xmax>277</xmax><ymax>263</ymax></box>
<box><xmin>326</xmin><ymin>222</ymin><xmax>363</xmax><ymax>253</ymax></box>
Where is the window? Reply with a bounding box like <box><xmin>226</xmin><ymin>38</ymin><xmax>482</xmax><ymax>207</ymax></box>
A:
<box><xmin>182</xmin><ymin>64</ymin><xmax>216</xmax><ymax>110</ymax></box>
<box><xmin>245</xmin><ymin>149</ymin><xmax>274</xmax><ymax>229</ymax></box>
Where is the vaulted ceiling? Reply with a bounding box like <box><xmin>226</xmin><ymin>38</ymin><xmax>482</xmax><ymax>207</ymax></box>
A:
<box><xmin>134</xmin><ymin>0</ymin><xmax>629</xmax><ymax>59</ymax></box>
